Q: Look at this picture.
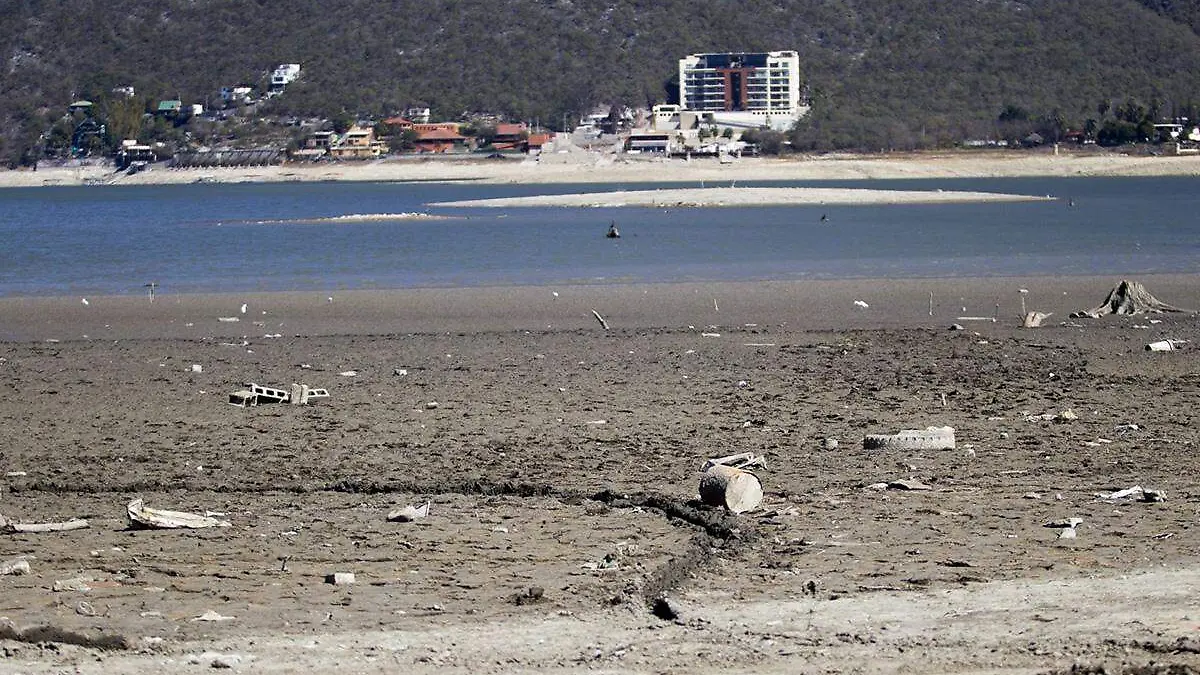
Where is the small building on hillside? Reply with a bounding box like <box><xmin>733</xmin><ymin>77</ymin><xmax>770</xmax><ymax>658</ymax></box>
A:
<box><xmin>271</xmin><ymin>63</ymin><xmax>302</xmax><ymax>88</ymax></box>
<box><xmin>221</xmin><ymin>86</ymin><xmax>254</xmax><ymax>105</ymax></box>
<box><xmin>156</xmin><ymin>100</ymin><xmax>183</xmax><ymax>117</ymax></box>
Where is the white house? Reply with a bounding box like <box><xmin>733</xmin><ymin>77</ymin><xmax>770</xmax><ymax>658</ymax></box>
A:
<box><xmin>271</xmin><ymin>63</ymin><xmax>302</xmax><ymax>88</ymax></box>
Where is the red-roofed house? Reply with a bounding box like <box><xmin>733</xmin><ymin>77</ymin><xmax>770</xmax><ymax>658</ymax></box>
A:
<box><xmin>413</xmin><ymin>127</ymin><xmax>468</xmax><ymax>153</ymax></box>
<box><xmin>382</xmin><ymin>116</ymin><xmax>413</xmax><ymax>130</ymax></box>
<box><xmin>491</xmin><ymin>123</ymin><xmax>528</xmax><ymax>151</ymax></box>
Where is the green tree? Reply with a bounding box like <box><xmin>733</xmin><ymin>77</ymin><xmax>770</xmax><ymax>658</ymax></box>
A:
<box><xmin>103</xmin><ymin>97</ymin><xmax>146</xmax><ymax>145</ymax></box>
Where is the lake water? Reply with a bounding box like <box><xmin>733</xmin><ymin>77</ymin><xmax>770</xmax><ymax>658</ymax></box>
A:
<box><xmin>0</xmin><ymin>176</ymin><xmax>1197</xmax><ymax>297</ymax></box>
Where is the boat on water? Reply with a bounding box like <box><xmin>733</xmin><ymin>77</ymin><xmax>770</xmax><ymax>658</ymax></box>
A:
<box><xmin>606</xmin><ymin>222</ymin><xmax>621</xmax><ymax>238</ymax></box>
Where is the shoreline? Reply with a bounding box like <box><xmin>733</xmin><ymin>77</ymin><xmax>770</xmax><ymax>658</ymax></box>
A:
<box><xmin>6</xmin><ymin>150</ymin><xmax>1200</xmax><ymax>189</ymax></box>
<box><xmin>1</xmin><ymin>273</ymin><xmax>1195</xmax><ymax>341</ymax></box>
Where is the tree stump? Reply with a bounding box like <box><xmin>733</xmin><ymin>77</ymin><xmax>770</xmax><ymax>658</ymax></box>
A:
<box><xmin>699</xmin><ymin>465</ymin><xmax>763</xmax><ymax>514</ymax></box>
<box><xmin>1072</xmin><ymin>279</ymin><xmax>1189</xmax><ymax>318</ymax></box>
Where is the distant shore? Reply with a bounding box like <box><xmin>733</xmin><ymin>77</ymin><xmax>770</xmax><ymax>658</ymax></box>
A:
<box><xmin>5</xmin><ymin>149</ymin><xmax>1200</xmax><ymax>189</ymax></box>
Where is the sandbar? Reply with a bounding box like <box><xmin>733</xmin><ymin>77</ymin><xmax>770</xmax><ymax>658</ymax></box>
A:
<box><xmin>432</xmin><ymin>185</ymin><xmax>1052</xmax><ymax>208</ymax></box>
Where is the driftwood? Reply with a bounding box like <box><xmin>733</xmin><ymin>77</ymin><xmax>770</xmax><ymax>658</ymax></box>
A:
<box><xmin>0</xmin><ymin>514</ymin><xmax>90</xmax><ymax>534</ymax></box>
<box><xmin>127</xmin><ymin>499</ymin><xmax>231</xmax><ymax>529</ymax></box>
<box><xmin>591</xmin><ymin>310</ymin><xmax>610</xmax><ymax>330</ymax></box>
<box><xmin>1072</xmin><ymin>279</ymin><xmax>1190</xmax><ymax>318</ymax></box>
<box><xmin>699</xmin><ymin>465</ymin><xmax>763</xmax><ymax>514</ymax></box>
<box><xmin>1022</xmin><ymin>311</ymin><xmax>1053</xmax><ymax>328</ymax></box>
<box><xmin>387</xmin><ymin>502</ymin><xmax>430</xmax><ymax>522</ymax></box>
<box><xmin>701</xmin><ymin>452</ymin><xmax>767</xmax><ymax>472</ymax></box>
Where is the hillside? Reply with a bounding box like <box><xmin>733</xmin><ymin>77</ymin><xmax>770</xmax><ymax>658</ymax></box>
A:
<box><xmin>4</xmin><ymin>0</ymin><xmax>1200</xmax><ymax>162</ymax></box>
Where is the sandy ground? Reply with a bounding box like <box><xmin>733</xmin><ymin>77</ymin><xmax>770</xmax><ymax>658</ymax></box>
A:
<box><xmin>6</xmin><ymin>148</ymin><xmax>1200</xmax><ymax>190</ymax></box>
<box><xmin>2</xmin><ymin>275</ymin><xmax>1200</xmax><ymax>673</ymax></box>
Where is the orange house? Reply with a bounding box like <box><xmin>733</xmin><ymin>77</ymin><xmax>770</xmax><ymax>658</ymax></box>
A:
<box><xmin>413</xmin><ymin>127</ymin><xmax>468</xmax><ymax>153</ymax></box>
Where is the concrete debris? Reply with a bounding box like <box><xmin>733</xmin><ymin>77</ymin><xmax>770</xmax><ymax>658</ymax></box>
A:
<box><xmin>325</xmin><ymin>572</ymin><xmax>355</xmax><ymax>586</ymax></box>
<box><xmin>863</xmin><ymin>426</ymin><xmax>955</xmax><ymax>451</ymax></box>
<box><xmin>1045</xmin><ymin>517</ymin><xmax>1083</xmax><ymax>540</ymax></box>
<box><xmin>1147</xmin><ymin>339</ymin><xmax>1187</xmax><ymax>352</ymax></box>
<box><xmin>1097</xmin><ymin>486</ymin><xmax>1164</xmax><ymax>502</ymax></box>
<box><xmin>228</xmin><ymin>382</ymin><xmax>329</xmax><ymax>407</ymax></box>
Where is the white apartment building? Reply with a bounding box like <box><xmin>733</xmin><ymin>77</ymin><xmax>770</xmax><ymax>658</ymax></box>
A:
<box><xmin>678</xmin><ymin>51</ymin><xmax>808</xmax><ymax>131</ymax></box>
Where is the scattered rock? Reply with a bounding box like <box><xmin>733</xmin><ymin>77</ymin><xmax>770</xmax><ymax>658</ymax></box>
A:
<box><xmin>52</xmin><ymin>576</ymin><xmax>95</xmax><ymax>592</ymax></box>
<box><xmin>191</xmin><ymin>610</ymin><xmax>236</xmax><ymax>622</ymax></box>
<box><xmin>0</xmin><ymin>559</ymin><xmax>30</xmax><ymax>576</ymax></box>
<box><xmin>511</xmin><ymin>586</ymin><xmax>545</xmax><ymax>606</ymax></box>
<box><xmin>651</xmin><ymin>595</ymin><xmax>681</xmax><ymax>621</ymax></box>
